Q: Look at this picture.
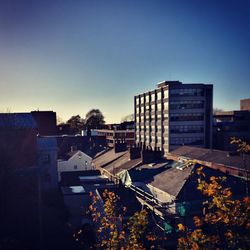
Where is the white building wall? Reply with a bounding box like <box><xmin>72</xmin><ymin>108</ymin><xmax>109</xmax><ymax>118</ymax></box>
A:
<box><xmin>57</xmin><ymin>151</ymin><xmax>93</xmax><ymax>181</ymax></box>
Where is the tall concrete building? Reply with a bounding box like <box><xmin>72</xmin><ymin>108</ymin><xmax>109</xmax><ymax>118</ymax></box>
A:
<box><xmin>134</xmin><ymin>81</ymin><xmax>213</xmax><ymax>154</ymax></box>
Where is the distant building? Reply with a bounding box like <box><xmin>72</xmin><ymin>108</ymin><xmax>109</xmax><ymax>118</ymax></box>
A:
<box><xmin>135</xmin><ymin>81</ymin><xmax>213</xmax><ymax>155</ymax></box>
<box><xmin>240</xmin><ymin>98</ymin><xmax>250</xmax><ymax>111</ymax></box>
<box><xmin>213</xmin><ymin>110</ymin><xmax>250</xmax><ymax>151</ymax></box>
<box><xmin>96</xmin><ymin>129</ymin><xmax>135</xmax><ymax>148</ymax></box>
<box><xmin>105</xmin><ymin>121</ymin><xmax>134</xmax><ymax>130</ymax></box>
<box><xmin>96</xmin><ymin>122</ymin><xmax>135</xmax><ymax>148</ymax></box>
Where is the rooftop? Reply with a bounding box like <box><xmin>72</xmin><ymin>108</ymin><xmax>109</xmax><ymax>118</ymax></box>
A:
<box><xmin>169</xmin><ymin>146</ymin><xmax>250</xmax><ymax>170</ymax></box>
<box><xmin>0</xmin><ymin>113</ymin><xmax>37</xmax><ymax>129</ymax></box>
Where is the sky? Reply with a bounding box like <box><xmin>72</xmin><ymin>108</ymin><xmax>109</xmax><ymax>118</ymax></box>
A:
<box><xmin>0</xmin><ymin>0</ymin><xmax>249</xmax><ymax>123</ymax></box>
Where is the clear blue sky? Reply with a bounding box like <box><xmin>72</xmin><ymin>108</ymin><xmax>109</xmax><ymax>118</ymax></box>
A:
<box><xmin>0</xmin><ymin>0</ymin><xmax>249</xmax><ymax>123</ymax></box>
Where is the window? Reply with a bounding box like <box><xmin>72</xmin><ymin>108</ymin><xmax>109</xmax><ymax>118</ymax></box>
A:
<box><xmin>170</xmin><ymin>113</ymin><xmax>204</xmax><ymax>121</ymax></box>
<box><xmin>74</xmin><ymin>165</ymin><xmax>77</xmax><ymax>169</ymax></box>
<box><xmin>170</xmin><ymin>88</ymin><xmax>204</xmax><ymax>97</ymax></box>
<box><xmin>157</xmin><ymin>103</ymin><xmax>162</xmax><ymax>111</ymax></box>
<box><xmin>136</xmin><ymin>97</ymin><xmax>140</xmax><ymax>105</ymax></box>
<box><xmin>170</xmin><ymin>137</ymin><xmax>204</xmax><ymax>145</ymax></box>
<box><xmin>170</xmin><ymin>100</ymin><xmax>204</xmax><ymax>110</ymax></box>
<box><xmin>164</xmin><ymin>89</ymin><xmax>168</xmax><ymax>98</ymax></box>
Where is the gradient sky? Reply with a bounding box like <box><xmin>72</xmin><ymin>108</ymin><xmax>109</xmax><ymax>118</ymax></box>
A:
<box><xmin>0</xmin><ymin>0</ymin><xmax>249</xmax><ymax>123</ymax></box>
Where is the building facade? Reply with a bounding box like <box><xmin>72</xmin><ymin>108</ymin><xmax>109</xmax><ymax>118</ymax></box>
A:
<box><xmin>240</xmin><ymin>98</ymin><xmax>250</xmax><ymax>111</ymax></box>
<box><xmin>213</xmin><ymin>110</ymin><xmax>250</xmax><ymax>151</ymax></box>
<box><xmin>57</xmin><ymin>150</ymin><xmax>93</xmax><ymax>182</ymax></box>
<box><xmin>96</xmin><ymin>129</ymin><xmax>135</xmax><ymax>148</ymax></box>
<box><xmin>134</xmin><ymin>81</ymin><xmax>213</xmax><ymax>154</ymax></box>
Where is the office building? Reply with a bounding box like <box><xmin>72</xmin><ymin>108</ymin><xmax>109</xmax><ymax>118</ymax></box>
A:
<box><xmin>213</xmin><ymin>110</ymin><xmax>250</xmax><ymax>151</ymax></box>
<box><xmin>134</xmin><ymin>81</ymin><xmax>213</xmax><ymax>154</ymax></box>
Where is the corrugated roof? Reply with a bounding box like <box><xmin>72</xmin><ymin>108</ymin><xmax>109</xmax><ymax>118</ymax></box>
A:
<box><xmin>0</xmin><ymin>113</ymin><xmax>37</xmax><ymax>129</ymax></box>
<box><xmin>169</xmin><ymin>146</ymin><xmax>250</xmax><ymax>170</ymax></box>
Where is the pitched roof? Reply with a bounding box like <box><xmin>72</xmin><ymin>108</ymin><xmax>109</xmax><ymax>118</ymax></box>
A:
<box><xmin>146</xmin><ymin>165</ymin><xmax>193</xmax><ymax>197</ymax></box>
<box><xmin>169</xmin><ymin>146</ymin><xmax>250</xmax><ymax>170</ymax></box>
<box><xmin>0</xmin><ymin>113</ymin><xmax>37</xmax><ymax>129</ymax></box>
<box><xmin>92</xmin><ymin>149</ymin><xmax>127</xmax><ymax>168</ymax></box>
<box><xmin>60</xmin><ymin>150</ymin><xmax>92</xmax><ymax>161</ymax></box>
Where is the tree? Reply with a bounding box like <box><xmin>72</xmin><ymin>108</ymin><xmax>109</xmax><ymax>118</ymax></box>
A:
<box><xmin>56</xmin><ymin>115</ymin><xmax>64</xmax><ymax>125</ymax></box>
<box><xmin>178</xmin><ymin>169</ymin><xmax>250</xmax><ymax>249</ymax></box>
<box><xmin>66</xmin><ymin>115</ymin><xmax>84</xmax><ymax>134</ymax></box>
<box><xmin>178</xmin><ymin>140</ymin><xmax>250</xmax><ymax>249</ymax></box>
<box><xmin>84</xmin><ymin>109</ymin><xmax>105</xmax><ymax>129</ymax></box>
<box><xmin>74</xmin><ymin>189</ymin><xmax>150</xmax><ymax>249</ymax></box>
<box><xmin>121</xmin><ymin>114</ymin><xmax>134</xmax><ymax>123</ymax></box>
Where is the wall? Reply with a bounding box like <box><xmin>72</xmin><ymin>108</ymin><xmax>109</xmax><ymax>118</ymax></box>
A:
<box><xmin>57</xmin><ymin>151</ymin><xmax>93</xmax><ymax>181</ymax></box>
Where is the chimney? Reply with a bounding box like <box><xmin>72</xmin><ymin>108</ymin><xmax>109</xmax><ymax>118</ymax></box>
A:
<box><xmin>114</xmin><ymin>140</ymin><xmax>127</xmax><ymax>153</ymax></box>
<box><xmin>141</xmin><ymin>147</ymin><xmax>163</xmax><ymax>164</ymax></box>
<box><xmin>129</xmin><ymin>145</ymin><xmax>141</xmax><ymax>160</ymax></box>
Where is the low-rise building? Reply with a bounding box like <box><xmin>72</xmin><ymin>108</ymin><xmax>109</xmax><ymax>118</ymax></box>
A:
<box><xmin>96</xmin><ymin>129</ymin><xmax>135</xmax><ymax>148</ymax></box>
<box><xmin>57</xmin><ymin>150</ymin><xmax>93</xmax><ymax>182</ymax></box>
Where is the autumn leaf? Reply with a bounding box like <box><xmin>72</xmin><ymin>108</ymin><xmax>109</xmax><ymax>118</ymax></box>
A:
<box><xmin>193</xmin><ymin>216</ymin><xmax>202</xmax><ymax>227</ymax></box>
<box><xmin>192</xmin><ymin>242</ymin><xmax>199</xmax><ymax>250</ymax></box>
<box><xmin>177</xmin><ymin>223</ymin><xmax>185</xmax><ymax>231</ymax></box>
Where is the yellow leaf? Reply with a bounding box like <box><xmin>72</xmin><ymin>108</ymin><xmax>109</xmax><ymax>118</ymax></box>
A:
<box><xmin>177</xmin><ymin>223</ymin><xmax>185</xmax><ymax>231</ymax></box>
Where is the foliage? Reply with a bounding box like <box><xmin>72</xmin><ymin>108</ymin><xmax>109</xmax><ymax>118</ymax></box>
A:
<box><xmin>121</xmin><ymin>114</ymin><xmax>134</xmax><ymax>123</ymax></box>
<box><xmin>75</xmin><ymin>189</ymin><xmax>149</xmax><ymax>249</ymax></box>
<box><xmin>66</xmin><ymin>115</ymin><xmax>85</xmax><ymax>134</ymax></box>
<box><xmin>178</xmin><ymin>167</ymin><xmax>250</xmax><ymax>250</ymax></box>
<box><xmin>85</xmin><ymin>109</ymin><xmax>105</xmax><ymax>129</ymax></box>
<box><xmin>230</xmin><ymin>137</ymin><xmax>250</xmax><ymax>153</ymax></box>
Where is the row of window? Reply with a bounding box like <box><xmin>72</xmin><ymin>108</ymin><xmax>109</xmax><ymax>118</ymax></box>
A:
<box><xmin>136</xmin><ymin>116</ymin><xmax>168</xmax><ymax>122</ymax></box>
<box><xmin>170</xmin><ymin>113</ymin><xmax>204</xmax><ymax>121</ymax></box>
<box><xmin>135</xmin><ymin>90</ymin><xmax>169</xmax><ymax>104</ymax></box>
<box><xmin>137</xmin><ymin>136</ymin><xmax>167</xmax><ymax>144</ymax></box>
<box><xmin>170</xmin><ymin>100</ymin><xmax>204</xmax><ymax>110</ymax></box>
<box><xmin>170</xmin><ymin>88</ymin><xmax>204</xmax><ymax>97</ymax></box>
<box><xmin>170</xmin><ymin>125</ymin><xmax>204</xmax><ymax>133</ymax></box>
<box><xmin>170</xmin><ymin>137</ymin><xmax>204</xmax><ymax>145</ymax></box>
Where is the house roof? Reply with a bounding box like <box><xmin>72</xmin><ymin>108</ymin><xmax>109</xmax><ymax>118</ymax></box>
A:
<box><xmin>169</xmin><ymin>146</ymin><xmax>250</xmax><ymax>170</ymax></box>
<box><xmin>93</xmin><ymin>149</ymin><xmax>142</xmax><ymax>176</ymax></box>
<box><xmin>103</xmin><ymin>153</ymin><xmax>142</xmax><ymax>175</ymax></box>
<box><xmin>0</xmin><ymin>113</ymin><xmax>37</xmax><ymax>129</ymax></box>
<box><xmin>57</xmin><ymin>135</ymin><xmax>107</xmax><ymax>159</ymax></box>
<box><xmin>92</xmin><ymin>149</ymin><xmax>127</xmax><ymax>168</ymax></box>
<box><xmin>146</xmin><ymin>164</ymin><xmax>194</xmax><ymax>197</ymax></box>
<box><xmin>58</xmin><ymin>150</ymin><xmax>92</xmax><ymax>161</ymax></box>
